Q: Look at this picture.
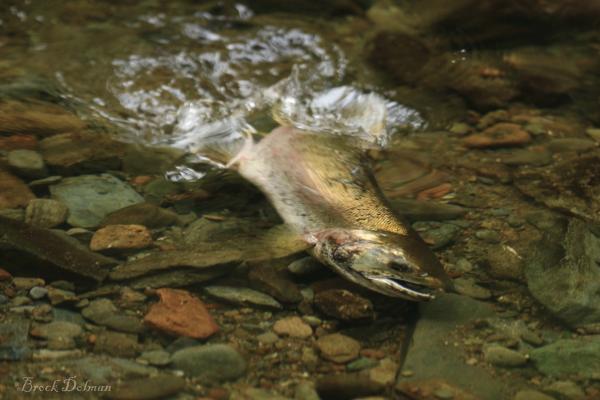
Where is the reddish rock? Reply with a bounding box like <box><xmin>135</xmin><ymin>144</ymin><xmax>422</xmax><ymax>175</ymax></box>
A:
<box><xmin>0</xmin><ymin>100</ymin><xmax>87</xmax><ymax>136</ymax></box>
<box><xmin>90</xmin><ymin>224</ymin><xmax>152</xmax><ymax>252</ymax></box>
<box><xmin>0</xmin><ymin>170</ymin><xmax>36</xmax><ymax>209</ymax></box>
<box><xmin>144</xmin><ymin>288</ymin><xmax>219</xmax><ymax>339</ymax></box>
<box><xmin>0</xmin><ymin>134</ymin><xmax>38</xmax><ymax>150</ymax></box>
<box><xmin>0</xmin><ymin>268</ymin><xmax>12</xmax><ymax>281</ymax></box>
<box><xmin>463</xmin><ymin>123</ymin><xmax>531</xmax><ymax>148</ymax></box>
<box><xmin>316</xmin><ymin>333</ymin><xmax>361</xmax><ymax>363</ymax></box>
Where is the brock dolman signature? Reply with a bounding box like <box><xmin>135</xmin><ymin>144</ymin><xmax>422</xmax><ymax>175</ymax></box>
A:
<box><xmin>16</xmin><ymin>376</ymin><xmax>112</xmax><ymax>393</ymax></box>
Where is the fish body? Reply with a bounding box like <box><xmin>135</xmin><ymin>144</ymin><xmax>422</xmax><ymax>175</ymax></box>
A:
<box><xmin>175</xmin><ymin>84</ymin><xmax>451</xmax><ymax>300</ymax></box>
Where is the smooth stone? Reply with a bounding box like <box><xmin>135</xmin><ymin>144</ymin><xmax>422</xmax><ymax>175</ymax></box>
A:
<box><xmin>144</xmin><ymin>288</ymin><xmax>219</xmax><ymax>339</ymax></box>
<box><xmin>0</xmin><ymin>170</ymin><xmax>35</xmax><ymax>209</ymax></box>
<box><xmin>398</xmin><ymin>294</ymin><xmax>516</xmax><ymax>399</ymax></box>
<box><xmin>294</xmin><ymin>382</ymin><xmax>320</xmax><ymax>400</ymax></box>
<box><xmin>347</xmin><ymin>357</ymin><xmax>379</xmax><ymax>372</ymax></box>
<box><xmin>204</xmin><ymin>286</ymin><xmax>282</xmax><ymax>310</ymax></box>
<box><xmin>231</xmin><ymin>388</ymin><xmax>291</xmax><ymax>400</ymax></box>
<box><xmin>449</xmin><ymin>122</ymin><xmax>471</xmax><ymax>135</ymax></box>
<box><xmin>513</xmin><ymin>389</ymin><xmax>555</xmax><ymax>400</ymax></box>
<box><xmin>28</xmin><ymin>286</ymin><xmax>48</xmax><ymax>300</ymax></box>
<box><xmin>248</xmin><ymin>263</ymin><xmax>303</xmax><ymax>304</ymax></box>
<box><xmin>31</xmin><ymin>349</ymin><xmax>83</xmax><ymax>361</ymax></box>
<box><xmin>171</xmin><ymin>344</ymin><xmax>246</xmax><ymax>382</ymax></box>
<box><xmin>272</xmin><ymin>316</ymin><xmax>312</xmax><ymax>338</ymax></box>
<box><xmin>0</xmin><ymin>316</ymin><xmax>31</xmax><ymax>361</ymax></box>
<box><xmin>257</xmin><ymin>332</ymin><xmax>279</xmax><ymax>345</ymax></box>
<box><xmin>369</xmin><ymin>358</ymin><xmax>399</xmax><ymax>386</ymax></box>
<box><xmin>475</xmin><ymin>229</ymin><xmax>501</xmax><ymax>244</ymax></box>
<box><xmin>288</xmin><ymin>257</ymin><xmax>323</xmax><ymax>276</ymax></box>
<box><xmin>90</xmin><ymin>224</ymin><xmax>153</xmax><ymax>252</ymax></box>
<box><xmin>483</xmin><ymin>344</ymin><xmax>528</xmax><ymax>367</ymax></box>
<box><xmin>545</xmin><ymin>380</ymin><xmax>585</xmax><ymax>400</ymax></box>
<box><xmin>30</xmin><ymin>321</ymin><xmax>83</xmax><ymax>340</ymax></box>
<box><xmin>415</xmin><ymin>222</ymin><xmax>461</xmax><ymax>249</ymax></box>
<box><xmin>61</xmin><ymin>356</ymin><xmax>157</xmax><ymax>384</ymax></box>
<box><xmin>453</xmin><ymin>278</ymin><xmax>492</xmax><ymax>300</ymax></box>
<box><xmin>50</xmin><ymin>174</ymin><xmax>144</xmax><ymax>228</ymax></box>
<box><xmin>93</xmin><ymin>331</ymin><xmax>139</xmax><ymax>358</ymax></box>
<box><xmin>0</xmin><ymin>295</ymin><xmax>8</xmax><ymax>304</ymax></box>
<box><xmin>530</xmin><ymin>337</ymin><xmax>600</xmax><ymax>379</ymax></box>
<box><xmin>46</xmin><ymin>287</ymin><xmax>77</xmax><ymax>305</ymax></box>
<box><xmin>138</xmin><ymin>350</ymin><xmax>171</xmax><ymax>366</ymax></box>
<box><xmin>13</xmin><ymin>277</ymin><xmax>45</xmax><ymax>291</ymax></box>
<box><xmin>314</xmin><ymin>289</ymin><xmax>374</xmax><ymax>321</ymax></box>
<box><xmin>585</xmin><ymin>128</ymin><xmax>600</xmax><ymax>141</ymax></box>
<box><xmin>100</xmin><ymin>202</ymin><xmax>180</xmax><ymax>228</ymax></box>
<box><xmin>500</xmin><ymin>148</ymin><xmax>552</xmax><ymax>166</ymax></box>
<box><xmin>82</xmin><ymin>298</ymin><xmax>144</xmax><ymax>333</ymax></box>
<box><xmin>107</xmin><ymin>375</ymin><xmax>186</xmax><ymax>400</ymax></box>
<box><xmin>391</xmin><ymin>199</ymin><xmax>466</xmax><ymax>222</ymax></box>
<box><xmin>25</xmin><ymin>198</ymin><xmax>68</xmax><ymax>228</ymax></box>
<box><xmin>0</xmin><ymin>208</ymin><xmax>25</xmax><ymax>220</ymax></box>
<box><xmin>7</xmin><ymin>149</ymin><xmax>47</xmax><ymax>178</ymax></box>
<box><xmin>546</xmin><ymin>138</ymin><xmax>596</xmax><ymax>153</ymax></box>
<box><xmin>316</xmin><ymin>333</ymin><xmax>361</xmax><ymax>363</ymax></box>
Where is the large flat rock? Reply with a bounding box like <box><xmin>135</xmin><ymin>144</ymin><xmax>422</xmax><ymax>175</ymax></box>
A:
<box><xmin>397</xmin><ymin>294</ymin><xmax>515</xmax><ymax>400</ymax></box>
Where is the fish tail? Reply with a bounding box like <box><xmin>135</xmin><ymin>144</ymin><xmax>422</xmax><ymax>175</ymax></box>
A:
<box><xmin>171</xmin><ymin>100</ymin><xmax>255</xmax><ymax>168</ymax></box>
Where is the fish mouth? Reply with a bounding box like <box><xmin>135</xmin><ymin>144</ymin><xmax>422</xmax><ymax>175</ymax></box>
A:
<box><xmin>368</xmin><ymin>276</ymin><xmax>438</xmax><ymax>301</ymax></box>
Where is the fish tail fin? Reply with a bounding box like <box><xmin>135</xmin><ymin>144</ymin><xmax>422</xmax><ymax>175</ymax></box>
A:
<box><xmin>171</xmin><ymin>100</ymin><xmax>255</xmax><ymax>168</ymax></box>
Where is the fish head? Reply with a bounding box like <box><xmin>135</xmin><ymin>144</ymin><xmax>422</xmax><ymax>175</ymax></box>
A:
<box><xmin>311</xmin><ymin>228</ymin><xmax>452</xmax><ymax>301</ymax></box>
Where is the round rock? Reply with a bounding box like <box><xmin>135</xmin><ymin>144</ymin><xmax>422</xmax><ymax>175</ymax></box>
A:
<box><xmin>316</xmin><ymin>333</ymin><xmax>361</xmax><ymax>363</ymax></box>
<box><xmin>171</xmin><ymin>344</ymin><xmax>246</xmax><ymax>382</ymax></box>
<box><xmin>273</xmin><ymin>316</ymin><xmax>313</xmax><ymax>339</ymax></box>
<box><xmin>483</xmin><ymin>344</ymin><xmax>528</xmax><ymax>367</ymax></box>
<box><xmin>25</xmin><ymin>199</ymin><xmax>68</xmax><ymax>228</ymax></box>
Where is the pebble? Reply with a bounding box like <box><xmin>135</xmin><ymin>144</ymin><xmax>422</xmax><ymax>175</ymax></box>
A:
<box><xmin>0</xmin><ymin>170</ymin><xmax>36</xmax><ymax>209</ymax></box>
<box><xmin>475</xmin><ymin>229</ymin><xmax>501</xmax><ymax>243</ymax></box>
<box><xmin>302</xmin><ymin>316</ymin><xmax>322</xmax><ymax>327</ymax></box>
<box><xmin>248</xmin><ymin>264</ymin><xmax>303</xmax><ymax>304</ymax></box>
<box><xmin>171</xmin><ymin>344</ymin><xmax>246</xmax><ymax>382</ymax></box>
<box><xmin>545</xmin><ymin>380</ymin><xmax>585</xmax><ymax>400</ymax></box>
<box><xmin>82</xmin><ymin>298</ymin><xmax>144</xmax><ymax>333</ymax></box>
<box><xmin>0</xmin><ymin>268</ymin><xmax>12</xmax><ymax>281</ymax></box>
<box><xmin>257</xmin><ymin>332</ymin><xmax>279</xmax><ymax>345</ymax></box>
<box><xmin>30</xmin><ymin>321</ymin><xmax>82</xmax><ymax>350</ymax></box>
<box><xmin>138</xmin><ymin>350</ymin><xmax>171</xmax><ymax>366</ymax></box>
<box><xmin>144</xmin><ymin>288</ymin><xmax>219</xmax><ymax>339</ymax></box>
<box><xmin>463</xmin><ymin>123</ymin><xmax>531</xmax><ymax>148</ymax></box>
<box><xmin>453</xmin><ymin>278</ymin><xmax>492</xmax><ymax>300</ymax></box>
<box><xmin>483</xmin><ymin>344</ymin><xmax>528</xmax><ymax>367</ymax></box>
<box><xmin>513</xmin><ymin>389</ymin><xmax>555</xmax><ymax>400</ymax></box>
<box><xmin>295</xmin><ymin>382</ymin><xmax>320</xmax><ymax>400</ymax></box>
<box><xmin>449</xmin><ymin>122</ymin><xmax>471</xmax><ymax>135</ymax></box>
<box><xmin>49</xmin><ymin>174</ymin><xmax>144</xmax><ymax>228</ymax></box>
<box><xmin>10</xmin><ymin>296</ymin><xmax>32</xmax><ymax>306</ymax></box>
<box><xmin>46</xmin><ymin>287</ymin><xmax>77</xmax><ymax>305</ymax></box>
<box><xmin>204</xmin><ymin>286</ymin><xmax>282</xmax><ymax>310</ymax></box>
<box><xmin>100</xmin><ymin>202</ymin><xmax>180</xmax><ymax>228</ymax></box>
<box><xmin>107</xmin><ymin>375</ymin><xmax>186</xmax><ymax>400</ymax></box>
<box><xmin>314</xmin><ymin>289</ymin><xmax>374</xmax><ymax>321</ymax></box>
<box><xmin>346</xmin><ymin>357</ymin><xmax>379</xmax><ymax>372</ymax></box>
<box><xmin>25</xmin><ymin>198</ymin><xmax>68</xmax><ymax>228</ymax></box>
<box><xmin>90</xmin><ymin>224</ymin><xmax>153</xmax><ymax>252</ymax></box>
<box><xmin>585</xmin><ymin>128</ymin><xmax>600</xmax><ymax>141</ymax></box>
<box><xmin>7</xmin><ymin>149</ymin><xmax>47</xmax><ymax>179</ymax></box>
<box><xmin>546</xmin><ymin>138</ymin><xmax>596</xmax><ymax>153</ymax></box>
<box><xmin>288</xmin><ymin>257</ymin><xmax>323</xmax><ymax>276</ymax></box>
<box><xmin>273</xmin><ymin>316</ymin><xmax>313</xmax><ymax>338</ymax></box>
<box><xmin>316</xmin><ymin>333</ymin><xmax>361</xmax><ymax>363</ymax></box>
<box><xmin>13</xmin><ymin>277</ymin><xmax>45</xmax><ymax>291</ymax></box>
<box><xmin>28</xmin><ymin>286</ymin><xmax>48</xmax><ymax>300</ymax></box>
<box><xmin>93</xmin><ymin>331</ymin><xmax>139</xmax><ymax>358</ymax></box>
<box><xmin>368</xmin><ymin>358</ymin><xmax>399</xmax><ymax>386</ymax></box>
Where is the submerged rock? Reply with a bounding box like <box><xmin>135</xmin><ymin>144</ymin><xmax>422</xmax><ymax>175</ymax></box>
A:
<box><xmin>204</xmin><ymin>286</ymin><xmax>282</xmax><ymax>310</ymax></box>
<box><xmin>463</xmin><ymin>123</ymin><xmax>531</xmax><ymax>148</ymax></box>
<box><xmin>7</xmin><ymin>149</ymin><xmax>47</xmax><ymax>179</ymax></box>
<box><xmin>171</xmin><ymin>344</ymin><xmax>246</xmax><ymax>382</ymax></box>
<box><xmin>314</xmin><ymin>289</ymin><xmax>374</xmax><ymax>321</ymax></box>
<box><xmin>100</xmin><ymin>202</ymin><xmax>180</xmax><ymax>228</ymax></box>
<box><xmin>90</xmin><ymin>224</ymin><xmax>153</xmax><ymax>253</ymax></box>
<box><xmin>272</xmin><ymin>316</ymin><xmax>312</xmax><ymax>339</ymax></box>
<box><xmin>316</xmin><ymin>333</ymin><xmax>361</xmax><ymax>363</ymax></box>
<box><xmin>50</xmin><ymin>174</ymin><xmax>144</xmax><ymax>228</ymax></box>
<box><xmin>144</xmin><ymin>288</ymin><xmax>219</xmax><ymax>339</ymax></box>
<box><xmin>25</xmin><ymin>199</ymin><xmax>69</xmax><ymax>228</ymax></box>
<box><xmin>107</xmin><ymin>375</ymin><xmax>186</xmax><ymax>400</ymax></box>
<box><xmin>525</xmin><ymin>218</ymin><xmax>600</xmax><ymax>328</ymax></box>
<box><xmin>0</xmin><ymin>170</ymin><xmax>36</xmax><ymax>209</ymax></box>
<box><xmin>530</xmin><ymin>336</ymin><xmax>600</xmax><ymax>379</ymax></box>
